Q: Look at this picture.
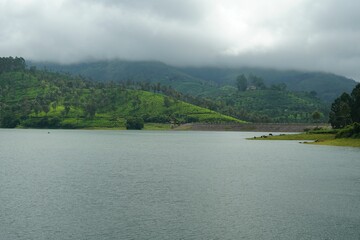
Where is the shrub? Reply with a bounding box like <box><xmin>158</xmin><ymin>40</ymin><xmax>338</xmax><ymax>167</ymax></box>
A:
<box><xmin>1</xmin><ymin>113</ymin><xmax>20</xmax><ymax>128</ymax></box>
<box><xmin>335</xmin><ymin>123</ymin><xmax>360</xmax><ymax>139</ymax></box>
<box><xmin>126</xmin><ymin>117</ymin><xmax>144</xmax><ymax>130</ymax></box>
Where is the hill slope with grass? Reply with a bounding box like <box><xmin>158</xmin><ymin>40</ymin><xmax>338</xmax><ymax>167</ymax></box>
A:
<box><xmin>0</xmin><ymin>63</ymin><xmax>243</xmax><ymax>129</ymax></box>
<box><xmin>216</xmin><ymin>86</ymin><xmax>328</xmax><ymax>122</ymax></box>
<box><xmin>33</xmin><ymin>60</ymin><xmax>357</xmax><ymax>103</ymax></box>
<box><xmin>180</xmin><ymin>66</ymin><xmax>357</xmax><ymax>103</ymax></box>
<box><xmin>31</xmin><ymin>60</ymin><xmax>337</xmax><ymax>123</ymax></box>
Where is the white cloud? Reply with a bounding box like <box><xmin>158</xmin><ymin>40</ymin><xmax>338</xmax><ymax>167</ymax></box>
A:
<box><xmin>0</xmin><ymin>0</ymin><xmax>359</xmax><ymax>80</ymax></box>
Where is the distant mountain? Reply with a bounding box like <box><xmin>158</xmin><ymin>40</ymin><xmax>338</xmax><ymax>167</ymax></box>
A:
<box><xmin>32</xmin><ymin>60</ymin><xmax>357</xmax><ymax>104</ymax></box>
<box><xmin>30</xmin><ymin>60</ymin><xmax>352</xmax><ymax>122</ymax></box>
<box><xmin>179</xmin><ymin>67</ymin><xmax>358</xmax><ymax>103</ymax></box>
<box><xmin>33</xmin><ymin>60</ymin><xmax>216</xmax><ymax>96</ymax></box>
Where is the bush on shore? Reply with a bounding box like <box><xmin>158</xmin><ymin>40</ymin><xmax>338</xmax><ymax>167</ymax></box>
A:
<box><xmin>335</xmin><ymin>123</ymin><xmax>360</xmax><ymax>139</ymax></box>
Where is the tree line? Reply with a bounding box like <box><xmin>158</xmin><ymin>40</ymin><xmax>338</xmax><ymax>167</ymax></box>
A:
<box><xmin>0</xmin><ymin>56</ymin><xmax>330</xmax><ymax>126</ymax></box>
<box><xmin>329</xmin><ymin>83</ymin><xmax>360</xmax><ymax>128</ymax></box>
<box><xmin>236</xmin><ymin>74</ymin><xmax>287</xmax><ymax>92</ymax></box>
<box><xmin>0</xmin><ymin>57</ymin><xmax>26</xmax><ymax>73</ymax></box>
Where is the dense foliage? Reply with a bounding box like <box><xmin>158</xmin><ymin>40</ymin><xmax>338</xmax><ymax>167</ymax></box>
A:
<box><xmin>126</xmin><ymin>117</ymin><xmax>144</xmax><ymax>130</ymax></box>
<box><xmin>180</xmin><ymin>66</ymin><xmax>357</xmax><ymax>103</ymax></box>
<box><xmin>33</xmin><ymin>60</ymin><xmax>331</xmax><ymax>123</ymax></box>
<box><xmin>0</xmin><ymin>58</ymin><xmax>242</xmax><ymax>129</ymax></box>
<box><xmin>335</xmin><ymin>123</ymin><xmax>360</xmax><ymax>139</ymax></box>
<box><xmin>37</xmin><ymin>60</ymin><xmax>356</xmax><ymax>104</ymax></box>
<box><xmin>0</xmin><ymin>57</ymin><xmax>26</xmax><ymax>73</ymax></box>
<box><xmin>329</xmin><ymin>84</ymin><xmax>360</xmax><ymax>129</ymax></box>
<box><xmin>206</xmin><ymin>73</ymin><xmax>327</xmax><ymax>123</ymax></box>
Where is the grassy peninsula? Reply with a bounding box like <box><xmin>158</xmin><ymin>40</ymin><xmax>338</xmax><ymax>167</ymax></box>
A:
<box><xmin>250</xmin><ymin>125</ymin><xmax>360</xmax><ymax>148</ymax></box>
<box><xmin>251</xmin><ymin>81</ymin><xmax>360</xmax><ymax>148</ymax></box>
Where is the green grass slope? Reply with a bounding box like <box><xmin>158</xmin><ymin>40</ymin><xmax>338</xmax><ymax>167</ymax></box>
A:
<box><xmin>0</xmin><ymin>70</ymin><xmax>243</xmax><ymax>129</ymax></box>
<box><xmin>31</xmin><ymin>60</ymin><xmax>348</xmax><ymax>123</ymax></box>
<box><xmin>180</xmin><ymin>67</ymin><xmax>357</xmax><ymax>103</ymax></box>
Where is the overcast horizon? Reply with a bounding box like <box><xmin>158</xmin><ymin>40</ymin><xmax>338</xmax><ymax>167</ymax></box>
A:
<box><xmin>1</xmin><ymin>0</ymin><xmax>360</xmax><ymax>81</ymax></box>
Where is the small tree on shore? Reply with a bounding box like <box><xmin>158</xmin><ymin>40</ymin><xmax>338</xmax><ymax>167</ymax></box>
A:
<box><xmin>126</xmin><ymin>117</ymin><xmax>144</xmax><ymax>130</ymax></box>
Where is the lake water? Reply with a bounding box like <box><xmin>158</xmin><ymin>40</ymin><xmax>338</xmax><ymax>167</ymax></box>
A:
<box><xmin>0</xmin><ymin>129</ymin><xmax>359</xmax><ymax>240</ymax></box>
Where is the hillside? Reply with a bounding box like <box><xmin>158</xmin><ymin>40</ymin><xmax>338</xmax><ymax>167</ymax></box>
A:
<box><xmin>34</xmin><ymin>60</ymin><xmax>216</xmax><ymax>96</ymax></box>
<box><xmin>180</xmin><ymin>67</ymin><xmax>358</xmax><ymax>103</ymax></box>
<box><xmin>32</xmin><ymin>60</ymin><xmax>358</xmax><ymax>103</ymax></box>
<box><xmin>0</xmin><ymin>61</ymin><xmax>242</xmax><ymax>129</ymax></box>
<box><xmin>29</xmin><ymin>60</ymin><xmax>339</xmax><ymax>123</ymax></box>
<box><xmin>213</xmin><ymin>86</ymin><xmax>328</xmax><ymax>122</ymax></box>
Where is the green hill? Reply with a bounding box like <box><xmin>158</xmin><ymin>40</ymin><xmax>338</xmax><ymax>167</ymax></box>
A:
<box><xmin>180</xmin><ymin>67</ymin><xmax>358</xmax><ymax>103</ymax></box>
<box><xmin>216</xmin><ymin>86</ymin><xmax>328</xmax><ymax>122</ymax></box>
<box><xmin>0</xmin><ymin>60</ymin><xmax>243</xmax><ymax>129</ymax></box>
<box><xmin>34</xmin><ymin>60</ymin><xmax>216</xmax><ymax>96</ymax></box>
<box><xmin>33</xmin><ymin>60</ymin><xmax>358</xmax><ymax>103</ymax></box>
<box><xmin>30</xmin><ymin>59</ymin><xmax>352</xmax><ymax>123</ymax></box>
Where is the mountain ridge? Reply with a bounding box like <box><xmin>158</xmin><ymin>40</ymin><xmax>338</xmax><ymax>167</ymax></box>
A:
<box><xmin>31</xmin><ymin>59</ymin><xmax>358</xmax><ymax>103</ymax></box>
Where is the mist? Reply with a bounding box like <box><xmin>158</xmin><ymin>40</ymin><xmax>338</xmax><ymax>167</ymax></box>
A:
<box><xmin>1</xmin><ymin>0</ymin><xmax>359</xmax><ymax>80</ymax></box>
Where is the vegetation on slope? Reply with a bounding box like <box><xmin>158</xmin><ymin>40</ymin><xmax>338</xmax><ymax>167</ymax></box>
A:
<box><xmin>218</xmin><ymin>87</ymin><xmax>327</xmax><ymax>123</ymax></box>
<box><xmin>328</xmin><ymin>83</ymin><xmax>360</xmax><ymax>129</ymax></box>
<box><xmin>34</xmin><ymin>60</ymin><xmax>216</xmax><ymax>96</ymax></box>
<box><xmin>0</xmin><ymin>58</ymin><xmax>243</xmax><ymax>129</ymax></box>
<box><xmin>180</xmin><ymin>66</ymin><xmax>357</xmax><ymax>103</ymax></box>
<box><xmin>250</xmin><ymin>83</ymin><xmax>360</xmax><ymax>147</ymax></box>
<box><xmin>35</xmin><ymin>60</ymin><xmax>357</xmax><ymax>104</ymax></box>
<box><xmin>32</xmin><ymin>60</ymin><xmax>333</xmax><ymax>123</ymax></box>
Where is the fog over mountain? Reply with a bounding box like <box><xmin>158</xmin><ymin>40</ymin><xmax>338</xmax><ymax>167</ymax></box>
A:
<box><xmin>1</xmin><ymin>0</ymin><xmax>360</xmax><ymax>80</ymax></box>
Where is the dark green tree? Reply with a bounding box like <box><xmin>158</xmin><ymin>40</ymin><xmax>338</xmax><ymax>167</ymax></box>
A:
<box><xmin>84</xmin><ymin>101</ymin><xmax>97</xmax><ymax>119</ymax></box>
<box><xmin>270</xmin><ymin>83</ymin><xmax>287</xmax><ymax>91</ymax></box>
<box><xmin>163</xmin><ymin>96</ymin><xmax>172</xmax><ymax>108</ymax></box>
<box><xmin>236</xmin><ymin>74</ymin><xmax>248</xmax><ymax>91</ymax></box>
<box><xmin>126</xmin><ymin>117</ymin><xmax>144</xmax><ymax>130</ymax></box>
<box><xmin>249</xmin><ymin>74</ymin><xmax>266</xmax><ymax>90</ymax></box>
<box><xmin>312</xmin><ymin>111</ymin><xmax>322</xmax><ymax>123</ymax></box>
<box><xmin>63</xmin><ymin>101</ymin><xmax>71</xmax><ymax>116</ymax></box>
<box><xmin>0</xmin><ymin>112</ymin><xmax>19</xmax><ymax>128</ymax></box>
<box><xmin>350</xmin><ymin>83</ymin><xmax>360</xmax><ymax>123</ymax></box>
<box><xmin>329</xmin><ymin>93</ymin><xmax>353</xmax><ymax>128</ymax></box>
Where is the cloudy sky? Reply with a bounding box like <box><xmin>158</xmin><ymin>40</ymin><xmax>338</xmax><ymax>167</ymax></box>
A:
<box><xmin>1</xmin><ymin>0</ymin><xmax>359</xmax><ymax>80</ymax></box>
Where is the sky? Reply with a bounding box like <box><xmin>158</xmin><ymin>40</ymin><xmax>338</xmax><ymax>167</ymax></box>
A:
<box><xmin>1</xmin><ymin>0</ymin><xmax>360</xmax><ymax>80</ymax></box>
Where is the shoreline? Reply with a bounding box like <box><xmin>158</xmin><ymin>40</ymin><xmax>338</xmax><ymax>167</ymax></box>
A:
<box><xmin>4</xmin><ymin>122</ymin><xmax>328</xmax><ymax>132</ymax></box>
<box><xmin>249</xmin><ymin>132</ymin><xmax>360</xmax><ymax>148</ymax></box>
<box><xmin>174</xmin><ymin>123</ymin><xmax>329</xmax><ymax>132</ymax></box>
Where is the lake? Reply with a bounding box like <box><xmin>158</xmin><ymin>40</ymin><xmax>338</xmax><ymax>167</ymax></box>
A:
<box><xmin>0</xmin><ymin>129</ymin><xmax>359</xmax><ymax>239</ymax></box>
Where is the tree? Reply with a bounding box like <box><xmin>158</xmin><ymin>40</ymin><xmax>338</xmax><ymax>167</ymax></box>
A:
<box><xmin>163</xmin><ymin>96</ymin><xmax>172</xmax><ymax>108</ymax></box>
<box><xmin>350</xmin><ymin>83</ymin><xmax>360</xmax><ymax>123</ymax></box>
<box><xmin>236</xmin><ymin>74</ymin><xmax>248</xmax><ymax>91</ymax></box>
<box><xmin>329</xmin><ymin>93</ymin><xmax>353</xmax><ymax>128</ymax></box>
<box><xmin>249</xmin><ymin>74</ymin><xmax>266</xmax><ymax>89</ymax></box>
<box><xmin>83</xmin><ymin>101</ymin><xmax>97</xmax><ymax>119</ymax></box>
<box><xmin>126</xmin><ymin>117</ymin><xmax>144</xmax><ymax>130</ymax></box>
<box><xmin>311</xmin><ymin>111</ymin><xmax>321</xmax><ymax>123</ymax></box>
<box><xmin>271</xmin><ymin>83</ymin><xmax>287</xmax><ymax>91</ymax></box>
<box><xmin>0</xmin><ymin>112</ymin><xmax>19</xmax><ymax>128</ymax></box>
<box><xmin>42</xmin><ymin>104</ymin><xmax>50</xmax><ymax>115</ymax></box>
